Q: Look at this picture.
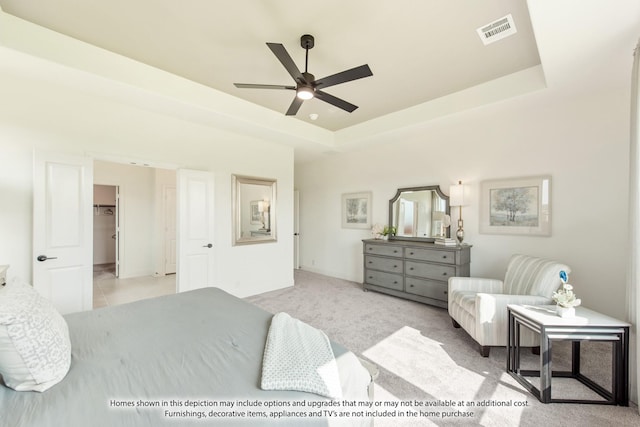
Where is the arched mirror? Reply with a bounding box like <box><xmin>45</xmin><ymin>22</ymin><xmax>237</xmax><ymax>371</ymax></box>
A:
<box><xmin>389</xmin><ymin>185</ymin><xmax>449</xmax><ymax>242</ymax></box>
<box><xmin>232</xmin><ymin>175</ymin><xmax>277</xmax><ymax>245</ymax></box>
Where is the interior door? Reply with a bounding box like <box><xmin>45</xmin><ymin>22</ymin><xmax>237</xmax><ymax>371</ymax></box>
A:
<box><xmin>33</xmin><ymin>151</ymin><xmax>93</xmax><ymax>314</ymax></box>
<box><xmin>294</xmin><ymin>190</ymin><xmax>300</xmax><ymax>269</ymax></box>
<box><xmin>176</xmin><ymin>169</ymin><xmax>214</xmax><ymax>292</ymax></box>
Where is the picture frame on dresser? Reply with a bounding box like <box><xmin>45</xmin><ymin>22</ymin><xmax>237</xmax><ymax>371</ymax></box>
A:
<box><xmin>479</xmin><ymin>175</ymin><xmax>551</xmax><ymax>236</ymax></box>
<box><xmin>342</xmin><ymin>192</ymin><xmax>372</xmax><ymax>229</ymax></box>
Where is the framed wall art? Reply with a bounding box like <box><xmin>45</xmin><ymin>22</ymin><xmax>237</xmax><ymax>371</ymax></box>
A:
<box><xmin>479</xmin><ymin>175</ymin><xmax>551</xmax><ymax>236</ymax></box>
<box><xmin>342</xmin><ymin>192</ymin><xmax>372</xmax><ymax>229</ymax></box>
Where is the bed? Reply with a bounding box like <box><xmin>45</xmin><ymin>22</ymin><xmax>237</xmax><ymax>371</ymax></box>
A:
<box><xmin>0</xmin><ymin>284</ymin><xmax>373</xmax><ymax>426</ymax></box>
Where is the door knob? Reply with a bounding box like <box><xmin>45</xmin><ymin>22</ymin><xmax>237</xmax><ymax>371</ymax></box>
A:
<box><xmin>36</xmin><ymin>255</ymin><xmax>58</xmax><ymax>262</ymax></box>
<box><xmin>203</xmin><ymin>243</ymin><xmax>213</xmax><ymax>248</ymax></box>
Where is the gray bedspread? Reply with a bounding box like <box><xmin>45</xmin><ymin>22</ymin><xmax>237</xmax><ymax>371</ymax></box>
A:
<box><xmin>0</xmin><ymin>288</ymin><xmax>371</xmax><ymax>426</ymax></box>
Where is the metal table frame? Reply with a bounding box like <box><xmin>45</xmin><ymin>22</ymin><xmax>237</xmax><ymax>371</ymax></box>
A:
<box><xmin>507</xmin><ymin>304</ymin><xmax>629</xmax><ymax>405</ymax></box>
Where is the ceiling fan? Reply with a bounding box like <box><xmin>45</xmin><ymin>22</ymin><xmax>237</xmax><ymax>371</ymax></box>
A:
<box><xmin>234</xmin><ymin>34</ymin><xmax>373</xmax><ymax>116</ymax></box>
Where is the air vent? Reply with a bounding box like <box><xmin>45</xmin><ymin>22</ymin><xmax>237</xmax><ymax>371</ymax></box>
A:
<box><xmin>477</xmin><ymin>14</ymin><xmax>517</xmax><ymax>45</ymax></box>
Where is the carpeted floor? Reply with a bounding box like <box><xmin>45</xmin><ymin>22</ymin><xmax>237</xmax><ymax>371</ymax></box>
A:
<box><xmin>246</xmin><ymin>269</ymin><xmax>639</xmax><ymax>427</ymax></box>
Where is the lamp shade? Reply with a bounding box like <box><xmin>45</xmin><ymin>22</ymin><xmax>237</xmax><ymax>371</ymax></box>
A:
<box><xmin>449</xmin><ymin>181</ymin><xmax>465</xmax><ymax>207</ymax></box>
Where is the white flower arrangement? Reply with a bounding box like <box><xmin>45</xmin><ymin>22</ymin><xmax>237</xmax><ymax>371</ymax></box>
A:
<box><xmin>552</xmin><ymin>270</ymin><xmax>581</xmax><ymax>308</ymax></box>
<box><xmin>371</xmin><ymin>223</ymin><xmax>385</xmax><ymax>239</ymax></box>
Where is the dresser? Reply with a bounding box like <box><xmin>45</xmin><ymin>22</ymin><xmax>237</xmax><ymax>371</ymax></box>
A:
<box><xmin>362</xmin><ymin>239</ymin><xmax>471</xmax><ymax>308</ymax></box>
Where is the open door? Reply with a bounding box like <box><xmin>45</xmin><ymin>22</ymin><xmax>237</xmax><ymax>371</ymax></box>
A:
<box><xmin>33</xmin><ymin>152</ymin><xmax>93</xmax><ymax>314</ymax></box>
<box><xmin>294</xmin><ymin>190</ymin><xmax>300</xmax><ymax>269</ymax></box>
<box><xmin>176</xmin><ymin>169</ymin><xmax>215</xmax><ymax>293</ymax></box>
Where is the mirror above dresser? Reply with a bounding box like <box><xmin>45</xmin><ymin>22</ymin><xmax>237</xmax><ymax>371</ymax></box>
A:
<box><xmin>389</xmin><ymin>185</ymin><xmax>450</xmax><ymax>242</ymax></box>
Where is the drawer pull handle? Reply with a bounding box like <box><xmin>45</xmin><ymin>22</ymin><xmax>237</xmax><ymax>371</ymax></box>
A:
<box><xmin>409</xmin><ymin>267</ymin><xmax>414</xmax><ymax>271</ymax></box>
<box><xmin>393</xmin><ymin>281</ymin><xmax>398</xmax><ymax>284</ymax></box>
<box><xmin>368</xmin><ymin>276</ymin><xmax>373</xmax><ymax>279</ymax></box>
<box><xmin>394</xmin><ymin>250</ymin><xmax>398</xmax><ymax>253</ymax></box>
<box><xmin>444</xmin><ymin>291</ymin><xmax>448</xmax><ymax>294</ymax></box>
<box><xmin>409</xmin><ymin>252</ymin><xmax>414</xmax><ymax>255</ymax></box>
<box><xmin>394</xmin><ymin>265</ymin><xmax>398</xmax><ymax>268</ymax></box>
<box><xmin>409</xmin><ymin>284</ymin><xmax>414</xmax><ymax>287</ymax></box>
<box><xmin>442</xmin><ymin>272</ymin><xmax>448</xmax><ymax>276</ymax></box>
<box><xmin>442</xmin><ymin>255</ymin><xmax>447</xmax><ymax>259</ymax></box>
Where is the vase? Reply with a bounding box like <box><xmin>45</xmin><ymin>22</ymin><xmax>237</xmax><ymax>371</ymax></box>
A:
<box><xmin>556</xmin><ymin>305</ymin><xmax>575</xmax><ymax>318</ymax></box>
<box><xmin>382</xmin><ymin>235</ymin><xmax>389</xmax><ymax>241</ymax></box>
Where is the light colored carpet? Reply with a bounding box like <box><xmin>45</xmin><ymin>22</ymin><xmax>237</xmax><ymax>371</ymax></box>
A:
<box><xmin>246</xmin><ymin>269</ymin><xmax>639</xmax><ymax>427</ymax></box>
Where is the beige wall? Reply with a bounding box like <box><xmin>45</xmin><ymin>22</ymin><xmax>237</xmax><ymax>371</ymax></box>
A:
<box><xmin>295</xmin><ymin>83</ymin><xmax>630</xmax><ymax>318</ymax></box>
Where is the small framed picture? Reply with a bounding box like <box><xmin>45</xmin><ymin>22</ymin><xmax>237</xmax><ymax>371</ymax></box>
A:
<box><xmin>342</xmin><ymin>192</ymin><xmax>372</xmax><ymax>229</ymax></box>
<box><xmin>480</xmin><ymin>175</ymin><xmax>551</xmax><ymax>236</ymax></box>
<box><xmin>250</xmin><ymin>200</ymin><xmax>262</xmax><ymax>224</ymax></box>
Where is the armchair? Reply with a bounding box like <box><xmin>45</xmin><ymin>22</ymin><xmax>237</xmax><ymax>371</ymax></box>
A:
<box><xmin>448</xmin><ymin>254</ymin><xmax>570</xmax><ymax>357</ymax></box>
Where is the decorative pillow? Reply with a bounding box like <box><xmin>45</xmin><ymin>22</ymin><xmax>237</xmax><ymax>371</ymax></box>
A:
<box><xmin>0</xmin><ymin>278</ymin><xmax>71</xmax><ymax>392</ymax></box>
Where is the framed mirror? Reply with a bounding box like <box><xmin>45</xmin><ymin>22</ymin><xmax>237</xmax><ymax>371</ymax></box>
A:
<box><xmin>232</xmin><ymin>175</ymin><xmax>277</xmax><ymax>245</ymax></box>
<box><xmin>389</xmin><ymin>185</ymin><xmax>449</xmax><ymax>242</ymax></box>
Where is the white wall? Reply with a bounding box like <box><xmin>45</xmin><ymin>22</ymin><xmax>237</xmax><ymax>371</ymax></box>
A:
<box><xmin>295</xmin><ymin>82</ymin><xmax>630</xmax><ymax>317</ymax></box>
<box><xmin>0</xmin><ymin>68</ymin><xmax>294</xmax><ymax>300</ymax></box>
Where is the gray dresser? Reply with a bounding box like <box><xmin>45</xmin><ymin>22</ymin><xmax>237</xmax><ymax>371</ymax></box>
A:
<box><xmin>362</xmin><ymin>239</ymin><xmax>471</xmax><ymax>308</ymax></box>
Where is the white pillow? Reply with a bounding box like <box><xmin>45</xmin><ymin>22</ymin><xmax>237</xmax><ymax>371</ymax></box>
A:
<box><xmin>0</xmin><ymin>278</ymin><xmax>71</xmax><ymax>392</ymax></box>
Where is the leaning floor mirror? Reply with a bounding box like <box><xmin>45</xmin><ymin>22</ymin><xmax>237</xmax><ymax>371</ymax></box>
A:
<box><xmin>232</xmin><ymin>174</ymin><xmax>277</xmax><ymax>245</ymax></box>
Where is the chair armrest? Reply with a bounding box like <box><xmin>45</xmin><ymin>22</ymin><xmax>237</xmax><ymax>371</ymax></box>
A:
<box><xmin>475</xmin><ymin>294</ymin><xmax>552</xmax><ymax>346</ymax></box>
<box><xmin>448</xmin><ymin>277</ymin><xmax>504</xmax><ymax>294</ymax></box>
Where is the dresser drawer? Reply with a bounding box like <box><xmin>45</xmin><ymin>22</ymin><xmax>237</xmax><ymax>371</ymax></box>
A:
<box><xmin>364</xmin><ymin>243</ymin><xmax>403</xmax><ymax>258</ymax></box>
<box><xmin>365</xmin><ymin>255</ymin><xmax>403</xmax><ymax>274</ymax></box>
<box><xmin>364</xmin><ymin>270</ymin><xmax>403</xmax><ymax>291</ymax></box>
<box><xmin>405</xmin><ymin>261</ymin><xmax>455</xmax><ymax>281</ymax></box>
<box><xmin>405</xmin><ymin>277</ymin><xmax>448</xmax><ymax>302</ymax></box>
<box><xmin>404</xmin><ymin>247</ymin><xmax>455</xmax><ymax>265</ymax></box>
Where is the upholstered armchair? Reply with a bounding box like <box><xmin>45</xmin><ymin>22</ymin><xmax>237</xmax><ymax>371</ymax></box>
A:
<box><xmin>448</xmin><ymin>254</ymin><xmax>570</xmax><ymax>357</ymax></box>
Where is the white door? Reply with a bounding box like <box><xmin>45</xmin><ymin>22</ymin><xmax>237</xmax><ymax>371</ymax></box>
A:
<box><xmin>33</xmin><ymin>152</ymin><xmax>93</xmax><ymax>314</ymax></box>
<box><xmin>176</xmin><ymin>169</ymin><xmax>214</xmax><ymax>293</ymax></box>
<box><xmin>294</xmin><ymin>190</ymin><xmax>300</xmax><ymax>269</ymax></box>
<box><xmin>114</xmin><ymin>186</ymin><xmax>120</xmax><ymax>277</ymax></box>
<box><xmin>164</xmin><ymin>186</ymin><xmax>177</xmax><ymax>274</ymax></box>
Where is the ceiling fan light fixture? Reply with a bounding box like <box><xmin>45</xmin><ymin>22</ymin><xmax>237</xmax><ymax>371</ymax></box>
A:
<box><xmin>296</xmin><ymin>86</ymin><xmax>314</xmax><ymax>100</ymax></box>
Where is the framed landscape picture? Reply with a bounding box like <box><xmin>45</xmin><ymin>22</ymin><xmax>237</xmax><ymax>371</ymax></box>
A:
<box><xmin>342</xmin><ymin>192</ymin><xmax>372</xmax><ymax>229</ymax></box>
<box><xmin>480</xmin><ymin>175</ymin><xmax>551</xmax><ymax>236</ymax></box>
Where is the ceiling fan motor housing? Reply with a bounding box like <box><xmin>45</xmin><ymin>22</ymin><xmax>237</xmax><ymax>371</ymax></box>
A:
<box><xmin>300</xmin><ymin>34</ymin><xmax>314</xmax><ymax>49</ymax></box>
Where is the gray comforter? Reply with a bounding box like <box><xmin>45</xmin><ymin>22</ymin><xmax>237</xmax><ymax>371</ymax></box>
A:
<box><xmin>0</xmin><ymin>288</ymin><xmax>371</xmax><ymax>426</ymax></box>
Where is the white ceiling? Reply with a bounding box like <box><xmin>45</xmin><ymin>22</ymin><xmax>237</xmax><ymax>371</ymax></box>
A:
<box><xmin>0</xmin><ymin>0</ymin><xmax>541</xmax><ymax>132</ymax></box>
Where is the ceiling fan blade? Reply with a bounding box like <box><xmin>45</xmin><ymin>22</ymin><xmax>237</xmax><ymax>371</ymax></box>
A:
<box><xmin>234</xmin><ymin>83</ymin><xmax>295</xmax><ymax>90</ymax></box>
<box><xmin>267</xmin><ymin>43</ymin><xmax>306</xmax><ymax>84</ymax></box>
<box><xmin>314</xmin><ymin>64</ymin><xmax>373</xmax><ymax>89</ymax></box>
<box><xmin>285</xmin><ymin>97</ymin><xmax>304</xmax><ymax>116</ymax></box>
<box><xmin>315</xmin><ymin>90</ymin><xmax>358</xmax><ymax>113</ymax></box>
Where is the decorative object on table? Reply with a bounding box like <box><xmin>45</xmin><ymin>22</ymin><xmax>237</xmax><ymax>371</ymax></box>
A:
<box><xmin>371</xmin><ymin>223</ymin><xmax>384</xmax><ymax>239</ymax></box>
<box><xmin>552</xmin><ymin>270</ymin><xmax>581</xmax><ymax>318</ymax></box>
<box><xmin>435</xmin><ymin>216</ymin><xmax>456</xmax><ymax>245</ymax></box>
<box><xmin>342</xmin><ymin>192</ymin><xmax>372</xmax><ymax>229</ymax></box>
<box><xmin>479</xmin><ymin>175</ymin><xmax>551</xmax><ymax>236</ymax></box>
<box><xmin>381</xmin><ymin>225</ymin><xmax>396</xmax><ymax>240</ymax></box>
<box><xmin>449</xmin><ymin>181</ymin><xmax>466</xmax><ymax>244</ymax></box>
<box><xmin>0</xmin><ymin>264</ymin><xmax>8</xmax><ymax>286</ymax></box>
<box><xmin>435</xmin><ymin>237</ymin><xmax>457</xmax><ymax>246</ymax></box>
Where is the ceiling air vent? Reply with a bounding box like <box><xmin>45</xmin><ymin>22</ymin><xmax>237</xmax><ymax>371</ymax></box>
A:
<box><xmin>477</xmin><ymin>14</ymin><xmax>517</xmax><ymax>45</ymax></box>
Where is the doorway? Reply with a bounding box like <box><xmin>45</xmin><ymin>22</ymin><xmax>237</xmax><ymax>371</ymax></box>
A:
<box><xmin>93</xmin><ymin>184</ymin><xmax>118</xmax><ymax>280</ymax></box>
<box><xmin>92</xmin><ymin>160</ymin><xmax>178</xmax><ymax>308</ymax></box>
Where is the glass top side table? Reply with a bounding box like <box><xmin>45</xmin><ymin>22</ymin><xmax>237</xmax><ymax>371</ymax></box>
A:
<box><xmin>506</xmin><ymin>304</ymin><xmax>630</xmax><ymax>405</ymax></box>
